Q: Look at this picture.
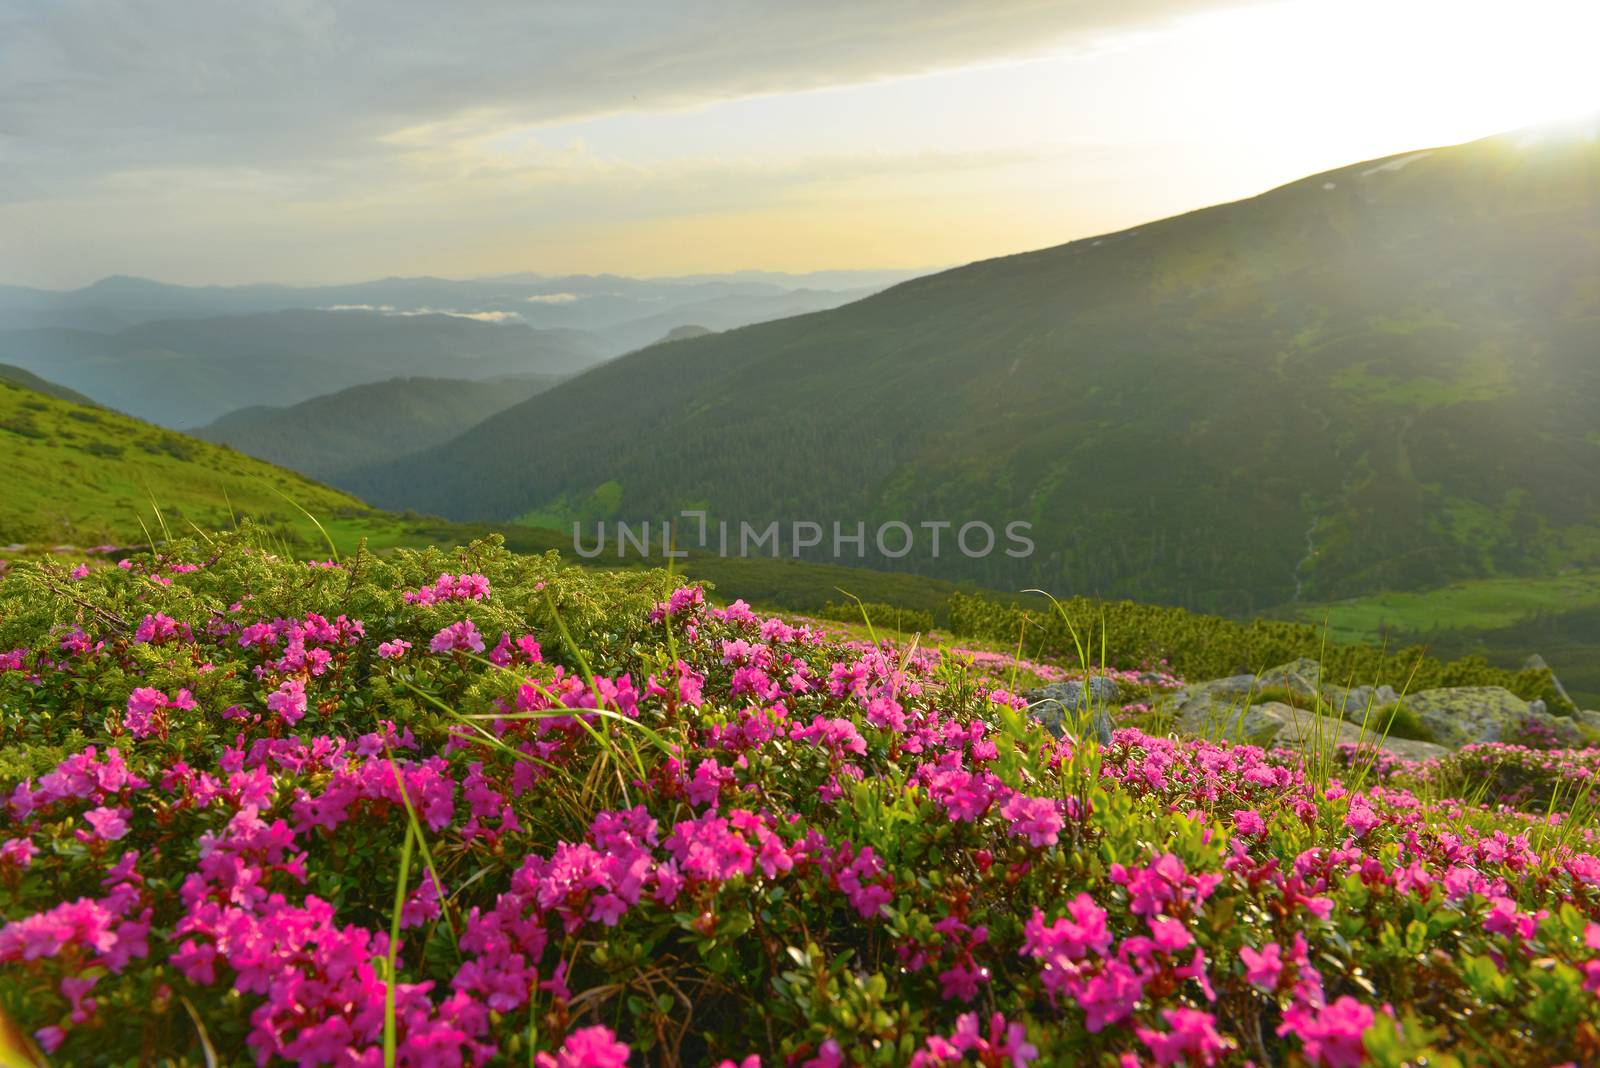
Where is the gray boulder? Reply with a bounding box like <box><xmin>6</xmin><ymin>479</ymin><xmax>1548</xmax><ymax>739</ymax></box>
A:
<box><xmin>1161</xmin><ymin>674</ymin><xmax>1258</xmax><ymax>711</ymax></box>
<box><xmin>1177</xmin><ymin>696</ymin><xmax>1299</xmax><ymax>747</ymax></box>
<box><xmin>1256</xmin><ymin>658</ymin><xmax>1324</xmax><ymax>700</ymax></box>
<box><xmin>1273</xmin><ymin>714</ymin><xmax>1450</xmax><ymax>761</ymax></box>
<box><xmin>1401</xmin><ymin>686</ymin><xmax>1530</xmax><ymax>747</ymax></box>
<box><xmin>1323</xmin><ymin>683</ymin><xmax>1400</xmax><ymax>720</ymax></box>
<box><xmin>1025</xmin><ymin>678</ymin><xmax>1119</xmax><ymax>744</ymax></box>
<box><xmin>1524</xmin><ymin>654</ymin><xmax>1575</xmax><ymax>711</ymax></box>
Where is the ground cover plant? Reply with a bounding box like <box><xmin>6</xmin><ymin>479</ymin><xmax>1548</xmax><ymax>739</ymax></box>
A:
<box><xmin>4</xmin><ymin>532</ymin><xmax>1600</xmax><ymax>1066</ymax></box>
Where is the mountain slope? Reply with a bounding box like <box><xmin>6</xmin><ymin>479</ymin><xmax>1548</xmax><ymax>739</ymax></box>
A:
<box><xmin>0</xmin><ymin>363</ymin><xmax>97</xmax><ymax>406</ymax></box>
<box><xmin>194</xmin><ymin>374</ymin><xmax>566</xmax><ymax>483</ymax></box>
<box><xmin>590</xmin><ymin>286</ymin><xmax>882</xmax><ymax>353</ymax></box>
<box><xmin>0</xmin><ymin>374</ymin><xmax>991</xmax><ymax>616</ymax></box>
<box><xmin>0</xmin><ymin>376</ymin><xmax>408</xmax><ymax>549</ymax></box>
<box><xmin>352</xmin><ymin>124</ymin><xmax>1600</xmax><ymax>613</ymax></box>
<box><xmin>0</xmin><ymin>310</ymin><xmax>604</xmax><ymax>427</ymax></box>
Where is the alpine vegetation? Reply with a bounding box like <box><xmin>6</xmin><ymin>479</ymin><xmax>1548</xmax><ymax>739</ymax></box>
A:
<box><xmin>4</xmin><ymin>533</ymin><xmax>1600</xmax><ymax>1065</ymax></box>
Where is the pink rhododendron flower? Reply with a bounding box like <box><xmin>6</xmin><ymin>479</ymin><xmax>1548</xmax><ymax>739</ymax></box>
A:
<box><xmin>0</xmin><ymin>837</ymin><xmax>38</xmax><ymax>868</ymax></box>
<box><xmin>431</xmin><ymin>620</ymin><xmax>486</xmax><ymax>655</ymax></box>
<box><xmin>123</xmin><ymin>688</ymin><xmax>166</xmax><ymax>739</ymax></box>
<box><xmin>1344</xmin><ymin>798</ymin><xmax>1381</xmax><ymax>837</ymax></box>
<box><xmin>1136</xmin><ymin>1007</ymin><xmax>1232</xmax><ymax>1066</ymax></box>
<box><xmin>1000</xmin><ymin>792</ymin><xmax>1063</xmax><ymax>847</ymax></box>
<box><xmin>1233</xmin><ymin>808</ymin><xmax>1267</xmax><ymax>836</ymax></box>
<box><xmin>912</xmin><ymin>1012</ymin><xmax>1038</xmax><ymax>1066</ymax></box>
<box><xmin>1482</xmin><ymin>896</ymin><xmax>1543</xmax><ymax>940</ymax></box>
<box><xmin>406</xmin><ymin>573</ymin><xmax>492</xmax><ymax>605</ymax></box>
<box><xmin>266</xmin><ymin>678</ymin><xmax>308</xmax><ymax>724</ymax></box>
<box><xmin>803</xmin><ymin>1040</ymin><xmax>844</xmax><ymax>1068</ymax></box>
<box><xmin>83</xmin><ymin>806</ymin><xmax>130</xmax><ymax>841</ymax></box>
<box><xmin>1279</xmin><ymin>996</ymin><xmax>1376</xmax><ymax>1068</ymax></box>
<box><xmin>535</xmin><ymin>1025</ymin><xmax>630</xmax><ymax>1068</ymax></box>
<box><xmin>1239</xmin><ymin>942</ymin><xmax>1283</xmax><ymax>991</ymax></box>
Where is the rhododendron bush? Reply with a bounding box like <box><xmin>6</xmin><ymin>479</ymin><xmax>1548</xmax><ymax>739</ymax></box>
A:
<box><xmin>3</xmin><ymin>534</ymin><xmax>1600</xmax><ymax>1066</ymax></box>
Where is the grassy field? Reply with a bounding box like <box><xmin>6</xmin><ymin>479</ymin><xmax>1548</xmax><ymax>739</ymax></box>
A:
<box><xmin>1290</xmin><ymin>571</ymin><xmax>1600</xmax><ymax>642</ymax></box>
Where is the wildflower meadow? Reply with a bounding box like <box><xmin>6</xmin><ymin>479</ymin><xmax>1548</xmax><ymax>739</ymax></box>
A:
<box><xmin>3</xmin><ymin>532</ymin><xmax>1599</xmax><ymax>1066</ymax></box>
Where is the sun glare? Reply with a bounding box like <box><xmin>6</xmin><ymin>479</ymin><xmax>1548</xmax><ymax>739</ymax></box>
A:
<box><xmin>1180</xmin><ymin>0</ymin><xmax>1600</xmax><ymax>154</ymax></box>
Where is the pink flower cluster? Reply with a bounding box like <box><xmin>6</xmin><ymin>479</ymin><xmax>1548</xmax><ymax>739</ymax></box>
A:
<box><xmin>405</xmin><ymin>572</ymin><xmax>492</xmax><ymax>605</ymax></box>
<box><xmin>8</xmin><ymin>559</ymin><xmax>1600</xmax><ymax>1067</ymax></box>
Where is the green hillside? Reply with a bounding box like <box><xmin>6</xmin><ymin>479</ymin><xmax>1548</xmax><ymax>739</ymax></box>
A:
<box><xmin>1293</xmin><ymin>571</ymin><xmax>1600</xmax><ymax>642</ymax></box>
<box><xmin>0</xmin><ymin>374</ymin><xmax>981</xmax><ymax>613</ymax></box>
<box><xmin>195</xmin><ymin>373</ymin><xmax>566</xmax><ymax>482</ymax></box>
<box><xmin>0</xmin><ymin>376</ymin><xmax>416</xmax><ymax>550</ymax></box>
<box><xmin>4</xmin><ymin>369</ymin><xmax>1586</xmax><ymax>704</ymax></box>
<box><xmin>0</xmin><ymin>362</ymin><xmax>96</xmax><ymax>406</ymax></box>
<box><xmin>352</xmin><ymin>125</ymin><xmax>1600</xmax><ymax>615</ymax></box>
<box><xmin>1291</xmin><ymin>572</ymin><xmax>1600</xmax><ymax>708</ymax></box>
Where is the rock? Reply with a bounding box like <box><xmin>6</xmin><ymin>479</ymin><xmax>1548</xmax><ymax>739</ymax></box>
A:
<box><xmin>1177</xmin><ymin>696</ymin><xmax>1298</xmax><ymax>746</ymax></box>
<box><xmin>1161</xmin><ymin>669</ymin><xmax>1472</xmax><ymax>759</ymax></box>
<box><xmin>1401</xmin><ymin>686</ymin><xmax>1530</xmax><ymax>747</ymax></box>
<box><xmin>1524</xmin><ymin>653</ymin><xmax>1575</xmax><ymax>710</ymax></box>
<box><xmin>1027</xmin><ymin>678</ymin><xmax>1121</xmax><ymax>710</ymax></box>
<box><xmin>1024</xmin><ymin>679</ymin><xmax>1119</xmax><ymax>744</ymax></box>
<box><xmin>1163</xmin><ymin>674</ymin><xmax>1257</xmax><ymax>710</ymax></box>
<box><xmin>1376</xmin><ymin>736</ymin><xmax>1452</xmax><ymax>762</ymax></box>
<box><xmin>1256</xmin><ymin>658</ymin><xmax>1323</xmax><ymax>699</ymax></box>
<box><xmin>1201</xmin><ymin>674</ymin><xmax>1261</xmax><ymax>697</ymax></box>
<box><xmin>1322</xmin><ymin>684</ymin><xmax>1399</xmax><ymax>719</ymax></box>
<box><xmin>1579</xmin><ymin>710</ymin><xmax>1600</xmax><ymax>733</ymax></box>
<box><xmin>1272</xmin><ymin>715</ymin><xmax>1450</xmax><ymax>762</ymax></box>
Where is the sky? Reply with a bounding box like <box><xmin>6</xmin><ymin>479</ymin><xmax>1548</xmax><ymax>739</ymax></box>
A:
<box><xmin>3</xmin><ymin>0</ymin><xmax>1598</xmax><ymax>288</ymax></box>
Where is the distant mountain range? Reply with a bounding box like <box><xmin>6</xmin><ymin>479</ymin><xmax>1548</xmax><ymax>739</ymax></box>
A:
<box><xmin>193</xmin><ymin>374</ymin><xmax>566</xmax><ymax>482</ymax></box>
<box><xmin>0</xmin><ymin>310</ymin><xmax>603</xmax><ymax>427</ymax></box>
<box><xmin>347</xmin><ymin>123</ymin><xmax>1600</xmax><ymax>614</ymax></box>
<box><xmin>0</xmin><ymin>269</ymin><xmax>918</xmax><ymax>340</ymax></box>
<box><xmin>0</xmin><ymin>270</ymin><xmax>916</xmax><ymax>427</ymax></box>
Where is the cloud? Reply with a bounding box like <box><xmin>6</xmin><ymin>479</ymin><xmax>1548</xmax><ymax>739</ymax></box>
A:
<box><xmin>0</xmin><ymin>0</ymin><xmax>1299</xmax><ymax>285</ymax></box>
<box><xmin>0</xmin><ymin>0</ymin><xmax>1254</xmax><ymax>196</ymax></box>
<box><xmin>524</xmin><ymin>293</ymin><xmax>583</xmax><ymax>304</ymax></box>
<box><xmin>437</xmin><ymin>310</ymin><xmax>524</xmax><ymax>323</ymax></box>
<box><xmin>324</xmin><ymin>304</ymin><xmax>525</xmax><ymax>322</ymax></box>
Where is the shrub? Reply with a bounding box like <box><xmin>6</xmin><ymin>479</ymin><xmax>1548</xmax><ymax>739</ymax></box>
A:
<box><xmin>818</xmin><ymin>599</ymin><xmax>935</xmax><ymax>635</ymax></box>
<box><xmin>80</xmin><ymin>441</ymin><xmax>125</xmax><ymax>459</ymax></box>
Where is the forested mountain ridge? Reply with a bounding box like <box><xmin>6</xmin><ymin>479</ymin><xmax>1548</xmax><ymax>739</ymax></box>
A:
<box><xmin>350</xmin><ymin>124</ymin><xmax>1600</xmax><ymax>614</ymax></box>
<box><xmin>194</xmin><ymin>374</ymin><xmax>566</xmax><ymax>483</ymax></box>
